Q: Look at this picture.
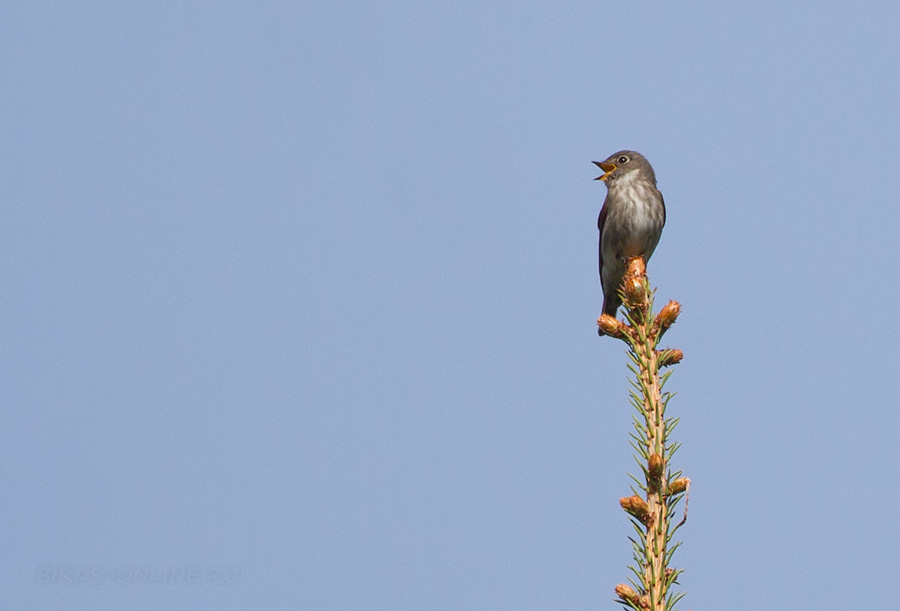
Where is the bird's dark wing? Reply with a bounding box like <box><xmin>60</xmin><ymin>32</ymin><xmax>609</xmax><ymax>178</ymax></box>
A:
<box><xmin>597</xmin><ymin>203</ymin><xmax>608</xmax><ymax>288</ymax></box>
<box><xmin>660</xmin><ymin>191</ymin><xmax>666</xmax><ymax>227</ymax></box>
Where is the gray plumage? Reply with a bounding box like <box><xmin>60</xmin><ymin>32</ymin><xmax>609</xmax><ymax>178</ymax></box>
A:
<box><xmin>593</xmin><ymin>150</ymin><xmax>666</xmax><ymax>324</ymax></box>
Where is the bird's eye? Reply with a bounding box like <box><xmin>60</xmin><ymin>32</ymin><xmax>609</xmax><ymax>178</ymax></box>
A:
<box><xmin>618</xmin><ymin>156</ymin><xmax>628</xmax><ymax>164</ymax></box>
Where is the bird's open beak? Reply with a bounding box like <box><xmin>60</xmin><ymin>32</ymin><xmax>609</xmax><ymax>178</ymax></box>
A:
<box><xmin>593</xmin><ymin>161</ymin><xmax>616</xmax><ymax>181</ymax></box>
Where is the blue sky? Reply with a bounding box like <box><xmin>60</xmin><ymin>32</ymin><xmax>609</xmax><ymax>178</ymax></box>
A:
<box><xmin>4</xmin><ymin>2</ymin><xmax>900</xmax><ymax>609</ymax></box>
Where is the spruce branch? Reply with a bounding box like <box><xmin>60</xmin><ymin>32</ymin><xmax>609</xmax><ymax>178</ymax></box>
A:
<box><xmin>599</xmin><ymin>258</ymin><xmax>691</xmax><ymax>611</ymax></box>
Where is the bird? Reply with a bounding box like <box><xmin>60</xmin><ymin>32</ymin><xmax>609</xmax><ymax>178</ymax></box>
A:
<box><xmin>593</xmin><ymin>151</ymin><xmax>666</xmax><ymax>328</ymax></box>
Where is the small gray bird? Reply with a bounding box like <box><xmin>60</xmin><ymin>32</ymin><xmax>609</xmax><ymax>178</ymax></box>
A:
<box><xmin>593</xmin><ymin>151</ymin><xmax>666</xmax><ymax>326</ymax></box>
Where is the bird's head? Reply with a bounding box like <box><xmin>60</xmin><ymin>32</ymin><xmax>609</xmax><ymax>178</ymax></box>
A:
<box><xmin>592</xmin><ymin>151</ymin><xmax>656</xmax><ymax>185</ymax></box>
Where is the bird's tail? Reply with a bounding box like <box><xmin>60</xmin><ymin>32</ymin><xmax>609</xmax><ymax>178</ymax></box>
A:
<box><xmin>603</xmin><ymin>294</ymin><xmax>621</xmax><ymax>318</ymax></box>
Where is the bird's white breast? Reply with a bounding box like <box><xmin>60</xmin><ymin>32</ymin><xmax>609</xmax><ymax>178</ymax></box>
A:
<box><xmin>606</xmin><ymin>179</ymin><xmax>663</xmax><ymax>254</ymax></box>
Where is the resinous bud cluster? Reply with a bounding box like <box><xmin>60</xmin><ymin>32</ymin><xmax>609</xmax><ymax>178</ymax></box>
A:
<box><xmin>667</xmin><ymin>477</ymin><xmax>690</xmax><ymax>496</ymax></box>
<box><xmin>620</xmin><ymin>495</ymin><xmax>652</xmax><ymax>524</ymax></box>
<box><xmin>615</xmin><ymin>583</ymin><xmax>649</xmax><ymax>609</ymax></box>
<box><xmin>648</xmin><ymin>453</ymin><xmax>664</xmax><ymax>479</ymax></box>
<box><xmin>653</xmin><ymin>300</ymin><xmax>681</xmax><ymax>338</ymax></box>
<box><xmin>621</xmin><ymin>257</ymin><xmax>649</xmax><ymax>312</ymax></box>
<box><xmin>657</xmin><ymin>348</ymin><xmax>684</xmax><ymax>368</ymax></box>
<box><xmin>598</xmin><ymin>313</ymin><xmax>628</xmax><ymax>337</ymax></box>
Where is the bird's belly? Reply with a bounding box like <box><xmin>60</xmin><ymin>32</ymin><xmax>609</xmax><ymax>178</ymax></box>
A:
<box><xmin>607</xmin><ymin>208</ymin><xmax>661</xmax><ymax>257</ymax></box>
<box><xmin>621</xmin><ymin>224</ymin><xmax>658</xmax><ymax>255</ymax></box>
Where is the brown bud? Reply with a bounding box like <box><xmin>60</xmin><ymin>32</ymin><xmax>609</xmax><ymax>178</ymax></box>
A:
<box><xmin>657</xmin><ymin>348</ymin><xmax>684</xmax><ymax>368</ymax></box>
<box><xmin>598</xmin><ymin>313</ymin><xmax>627</xmax><ymax>338</ymax></box>
<box><xmin>654</xmin><ymin>300</ymin><xmax>681</xmax><ymax>334</ymax></box>
<box><xmin>619</xmin><ymin>495</ymin><xmax>651</xmax><ymax>523</ymax></box>
<box><xmin>615</xmin><ymin>583</ymin><xmax>647</xmax><ymax>608</ymax></box>
<box><xmin>648</xmin><ymin>453</ymin><xmax>664</xmax><ymax>480</ymax></box>
<box><xmin>667</xmin><ymin>477</ymin><xmax>690</xmax><ymax>496</ymax></box>
<box><xmin>625</xmin><ymin>256</ymin><xmax>646</xmax><ymax>278</ymax></box>
<box><xmin>623</xmin><ymin>275</ymin><xmax>647</xmax><ymax>307</ymax></box>
<box><xmin>647</xmin><ymin>453</ymin><xmax>664</xmax><ymax>493</ymax></box>
<box><xmin>621</xmin><ymin>257</ymin><xmax>648</xmax><ymax>309</ymax></box>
